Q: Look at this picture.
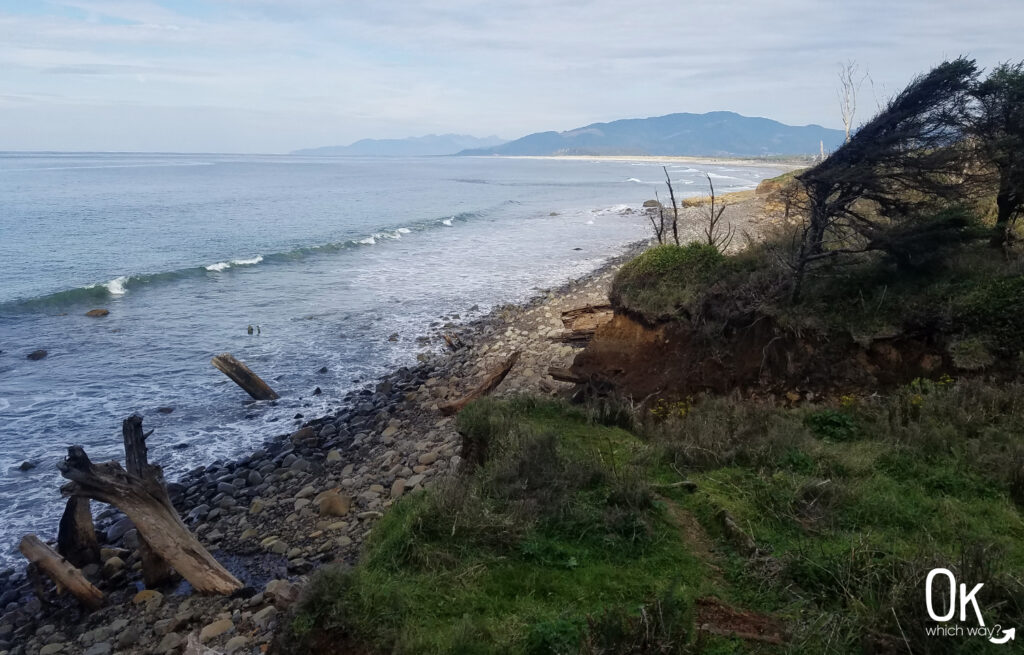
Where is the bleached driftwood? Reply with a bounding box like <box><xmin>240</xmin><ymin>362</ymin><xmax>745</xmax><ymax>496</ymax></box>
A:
<box><xmin>58</xmin><ymin>415</ymin><xmax>242</xmax><ymax>594</ymax></box>
<box><xmin>439</xmin><ymin>351</ymin><xmax>520</xmax><ymax>416</ymax></box>
<box><xmin>19</xmin><ymin>534</ymin><xmax>103</xmax><ymax>610</ymax></box>
<box><xmin>211</xmin><ymin>353</ymin><xmax>279</xmax><ymax>400</ymax></box>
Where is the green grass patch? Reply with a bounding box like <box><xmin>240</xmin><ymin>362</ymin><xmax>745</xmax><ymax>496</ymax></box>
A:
<box><xmin>286</xmin><ymin>381</ymin><xmax>1024</xmax><ymax>654</ymax></box>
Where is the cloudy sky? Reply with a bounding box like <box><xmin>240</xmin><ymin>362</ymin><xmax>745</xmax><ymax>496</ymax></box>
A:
<box><xmin>1</xmin><ymin>0</ymin><xmax>1021</xmax><ymax>153</ymax></box>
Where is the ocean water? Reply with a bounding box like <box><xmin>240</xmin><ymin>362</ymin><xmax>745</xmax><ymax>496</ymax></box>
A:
<box><xmin>0</xmin><ymin>153</ymin><xmax>780</xmax><ymax>565</ymax></box>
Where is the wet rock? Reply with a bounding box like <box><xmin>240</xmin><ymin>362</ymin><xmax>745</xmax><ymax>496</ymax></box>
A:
<box><xmin>290</xmin><ymin>426</ymin><xmax>317</xmax><ymax>447</ymax></box>
<box><xmin>156</xmin><ymin>406</ymin><xmax>175</xmax><ymax>414</ymax></box>
<box><xmin>325</xmin><ymin>449</ymin><xmax>342</xmax><ymax>463</ymax></box>
<box><xmin>313</xmin><ymin>387</ymin><xmax>322</xmax><ymax>396</ymax></box>
<box><xmin>16</xmin><ymin>461</ymin><xmax>36</xmax><ymax>472</ymax></box>
<box><xmin>318</xmin><ymin>366</ymin><xmax>329</xmax><ymax>374</ymax></box>
<box><xmin>27</xmin><ymin>350</ymin><xmax>48</xmax><ymax>361</ymax></box>
<box><xmin>85</xmin><ymin>309</ymin><xmax>109</xmax><ymax>318</ymax></box>
<box><xmin>105</xmin><ymin>517</ymin><xmax>134</xmax><ymax>543</ymax></box>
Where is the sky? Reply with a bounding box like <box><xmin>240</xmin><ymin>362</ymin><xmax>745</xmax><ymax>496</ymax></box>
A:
<box><xmin>1</xmin><ymin>0</ymin><xmax>1022</xmax><ymax>153</ymax></box>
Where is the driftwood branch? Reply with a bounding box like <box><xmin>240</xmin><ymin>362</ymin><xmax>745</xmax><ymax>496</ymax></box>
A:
<box><xmin>548</xmin><ymin>367</ymin><xmax>586</xmax><ymax>384</ymax></box>
<box><xmin>19</xmin><ymin>535</ymin><xmax>103</xmax><ymax>610</ymax></box>
<box><xmin>439</xmin><ymin>351</ymin><xmax>520</xmax><ymax>416</ymax></box>
<box><xmin>211</xmin><ymin>353</ymin><xmax>279</xmax><ymax>400</ymax></box>
<box><xmin>58</xmin><ymin>416</ymin><xmax>242</xmax><ymax>594</ymax></box>
<box><xmin>548</xmin><ymin>329</ymin><xmax>597</xmax><ymax>344</ymax></box>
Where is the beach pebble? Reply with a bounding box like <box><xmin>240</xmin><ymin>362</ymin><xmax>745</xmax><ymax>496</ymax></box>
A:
<box><xmin>199</xmin><ymin>618</ymin><xmax>234</xmax><ymax>643</ymax></box>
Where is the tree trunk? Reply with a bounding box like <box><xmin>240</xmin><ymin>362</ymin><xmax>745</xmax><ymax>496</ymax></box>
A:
<box><xmin>57</xmin><ymin>497</ymin><xmax>99</xmax><ymax>568</ymax></box>
<box><xmin>58</xmin><ymin>421</ymin><xmax>242</xmax><ymax>595</ymax></box>
<box><xmin>211</xmin><ymin>353</ymin><xmax>279</xmax><ymax>400</ymax></box>
<box><xmin>991</xmin><ymin>190</ymin><xmax>1015</xmax><ymax>247</ymax></box>
<box><xmin>19</xmin><ymin>535</ymin><xmax>104</xmax><ymax>610</ymax></box>
<box><xmin>121</xmin><ymin>415</ymin><xmax>174</xmax><ymax>587</ymax></box>
<box><xmin>439</xmin><ymin>351</ymin><xmax>520</xmax><ymax>416</ymax></box>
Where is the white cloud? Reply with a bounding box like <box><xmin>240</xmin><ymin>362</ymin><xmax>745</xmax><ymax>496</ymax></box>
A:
<box><xmin>0</xmin><ymin>0</ymin><xmax>1021</xmax><ymax>151</ymax></box>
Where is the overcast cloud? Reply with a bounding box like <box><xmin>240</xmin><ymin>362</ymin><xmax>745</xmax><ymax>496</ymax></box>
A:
<box><xmin>1</xmin><ymin>0</ymin><xmax>1021</xmax><ymax>153</ymax></box>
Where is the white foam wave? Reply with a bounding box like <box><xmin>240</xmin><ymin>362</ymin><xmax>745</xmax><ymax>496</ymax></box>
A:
<box><xmin>397</xmin><ymin>227</ymin><xmax>411</xmax><ymax>234</ymax></box>
<box><xmin>205</xmin><ymin>255</ymin><xmax>262</xmax><ymax>272</ymax></box>
<box><xmin>105</xmin><ymin>276</ymin><xmax>128</xmax><ymax>295</ymax></box>
<box><xmin>358</xmin><ymin>236</ymin><xmax>376</xmax><ymax>245</ymax></box>
<box><xmin>626</xmin><ymin>177</ymin><xmax>644</xmax><ymax>183</ymax></box>
<box><xmin>441</xmin><ymin>218</ymin><xmax>453</xmax><ymax>226</ymax></box>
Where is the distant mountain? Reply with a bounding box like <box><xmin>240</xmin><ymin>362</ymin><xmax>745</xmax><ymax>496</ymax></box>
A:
<box><xmin>457</xmin><ymin>112</ymin><xmax>843</xmax><ymax>157</ymax></box>
<box><xmin>293</xmin><ymin>134</ymin><xmax>506</xmax><ymax>157</ymax></box>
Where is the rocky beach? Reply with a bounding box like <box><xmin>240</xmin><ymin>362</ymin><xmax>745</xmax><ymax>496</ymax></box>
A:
<box><xmin>0</xmin><ymin>242</ymin><xmax>651</xmax><ymax>655</ymax></box>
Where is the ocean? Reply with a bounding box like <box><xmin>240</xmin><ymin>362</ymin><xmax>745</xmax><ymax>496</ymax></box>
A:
<box><xmin>0</xmin><ymin>152</ymin><xmax>780</xmax><ymax>566</ymax></box>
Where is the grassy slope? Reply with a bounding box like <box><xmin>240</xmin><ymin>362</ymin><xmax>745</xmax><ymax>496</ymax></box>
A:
<box><xmin>285</xmin><ymin>387</ymin><xmax>1023</xmax><ymax>654</ymax></box>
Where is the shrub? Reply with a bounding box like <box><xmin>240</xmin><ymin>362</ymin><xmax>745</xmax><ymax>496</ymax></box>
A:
<box><xmin>610</xmin><ymin>243</ymin><xmax>725</xmax><ymax>320</ymax></box>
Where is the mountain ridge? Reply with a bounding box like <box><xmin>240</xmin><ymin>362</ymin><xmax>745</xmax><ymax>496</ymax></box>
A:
<box><xmin>292</xmin><ymin>133</ymin><xmax>506</xmax><ymax>157</ymax></box>
<box><xmin>457</xmin><ymin>111</ymin><xmax>844</xmax><ymax>157</ymax></box>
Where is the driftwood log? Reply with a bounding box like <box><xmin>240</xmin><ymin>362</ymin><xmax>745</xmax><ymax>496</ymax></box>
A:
<box><xmin>548</xmin><ymin>329</ymin><xmax>597</xmax><ymax>344</ymax></box>
<box><xmin>58</xmin><ymin>415</ymin><xmax>242</xmax><ymax>594</ymax></box>
<box><xmin>211</xmin><ymin>353</ymin><xmax>279</xmax><ymax>400</ymax></box>
<box><xmin>122</xmin><ymin>415</ymin><xmax>174</xmax><ymax>587</ymax></box>
<box><xmin>548</xmin><ymin>366</ymin><xmax>585</xmax><ymax>384</ymax></box>
<box><xmin>19</xmin><ymin>535</ymin><xmax>103</xmax><ymax>610</ymax></box>
<box><xmin>56</xmin><ymin>497</ymin><xmax>99</xmax><ymax>568</ymax></box>
<box><xmin>560</xmin><ymin>304</ymin><xmax>613</xmax><ymax>331</ymax></box>
<box><xmin>439</xmin><ymin>351</ymin><xmax>520</xmax><ymax>416</ymax></box>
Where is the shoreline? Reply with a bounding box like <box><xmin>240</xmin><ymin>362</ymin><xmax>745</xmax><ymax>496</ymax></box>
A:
<box><xmin>464</xmin><ymin>154</ymin><xmax>807</xmax><ymax>170</ymax></box>
<box><xmin>0</xmin><ymin>238</ymin><xmax>651</xmax><ymax>655</ymax></box>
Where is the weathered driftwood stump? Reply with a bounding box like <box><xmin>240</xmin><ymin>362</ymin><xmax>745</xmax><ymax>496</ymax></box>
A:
<box><xmin>121</xmin><ymin>415</ymin><xmax>174</xmax><ymax>587</ymax></box>
<box><xmin>439</xmin><ymin>351</ymin><xmax>520</xmax><ymax>416</ymax></box>
<box><xmin>57</xmin><ymin>496</ymin><xmax>99</xmax><ymax>568</ymax></box>
<box><xmin>19</xmin><ymin>535</ymin><xmax>103</xmax><ymax>610</ymax></box>
<box><xmin>58</xmin><ymin>415</ymin><xmax>242</xmax><ymax>594</ymax></box>
<box><xmin>211</xmin><ymin>353</ymin><xmax>279</xmax><ymax>400</ymax></box>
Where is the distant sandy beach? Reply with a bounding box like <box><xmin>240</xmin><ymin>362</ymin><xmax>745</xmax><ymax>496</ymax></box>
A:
<box><xmin>477</xmin><ymin>154</ymin><xmax>808</xmax><ymax>170</ymax></box>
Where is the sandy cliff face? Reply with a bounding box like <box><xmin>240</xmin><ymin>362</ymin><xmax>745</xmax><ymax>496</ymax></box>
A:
<box><xmin>569</xmin><ymin>311</ymin><xmax>956</xmax><ymax>400</ymax></box>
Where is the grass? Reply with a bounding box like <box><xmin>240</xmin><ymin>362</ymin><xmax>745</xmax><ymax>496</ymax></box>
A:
<box><xmin>283</xmin><ymin>398</ymin><xmax>718</xmax><ymax>654</ymax></box>
<box><xmin>284</xmin><ymin>382</ymin><xmax>1024</xmax><ymax>654</ymax></box>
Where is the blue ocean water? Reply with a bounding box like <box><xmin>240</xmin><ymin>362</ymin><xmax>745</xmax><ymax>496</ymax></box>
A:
<box><xmin>0</xmin><ymin>153</ymin><xmax>780</xmax><ymax>565</ymax></box>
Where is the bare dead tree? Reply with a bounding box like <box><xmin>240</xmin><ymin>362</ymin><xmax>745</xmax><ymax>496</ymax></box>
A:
<box><xmin>838</xmin><ymin>60</ymin><xmax>868</xmax><ymax>143</ymax></box>
<box><xmin>646</xmin><ymin>190</ymin><xmax>666</xmax><ymax>244</ymax></box>
<box><xmin>663</xmin><ymin>166</ymin><xmax>680</xmax><ymax>245</ymax></box>
<box><xmin>701</xmin><ymin>172</ymin><xmax>736</xmax><ymax>250</ymax></box>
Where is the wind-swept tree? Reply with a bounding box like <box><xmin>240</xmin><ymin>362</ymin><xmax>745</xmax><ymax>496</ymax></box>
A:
<box><xmin>972</xmin><ymin>61</ymin><xmax>1024</xmax><ymax>246</ymax></box>
<box><xmin>792</xmin><ymin>57</ymin><xmax>980</xmax><ymax>299</ymax></box>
